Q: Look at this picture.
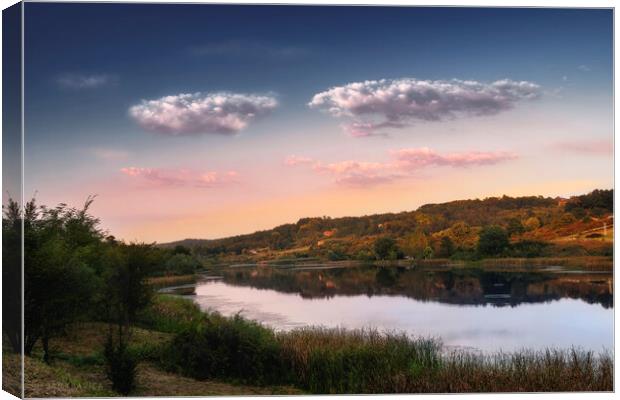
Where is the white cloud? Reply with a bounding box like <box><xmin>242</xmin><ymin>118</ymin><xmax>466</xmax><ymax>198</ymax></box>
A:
<box><xmin>129</xmin><ymin>92</ymin><xmax>278</xmax><ymax>135</ymax></box>
<box><xmin>577</xmin><ymin>65</ymin><xmax>591</xmax><ymax>72</ymax></box>
<box><xmin>56</xmin><ymin>73</ymin><xmax>116</xmax><ymax>89</ymax></box>
<box><xmin>309</xmin><ymin>78</ymin><xmax>541</xmax><ymax>136</ymax></box>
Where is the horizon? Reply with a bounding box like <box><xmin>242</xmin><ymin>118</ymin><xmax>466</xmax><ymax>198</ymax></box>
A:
<box><xmin>18</xmin><ymin>4</ymin><xmax>613</xmax><ymax>243</ymax></box>
<box><xmin>143</xmin><ymin>186</ymin><xmax>612</xmax><ymax>243</ymax></box>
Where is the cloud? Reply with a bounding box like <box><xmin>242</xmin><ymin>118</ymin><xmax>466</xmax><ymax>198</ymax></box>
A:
<box><xmin>129</xmin><ymin>92</ymin><xmax>278</xmax><ymax>135</ymax></box>
<box><xmin>393</xmin><ymin>147</ymin><xmax>518</xmax><ymax>168</ymax></box>
<box><xmin>551</xmin><ymin>139</ymin><xmax>612</xmax><ymax>156</ymax></box>
<box><xmin>56</xmin><ymin>73</ymin><xmax>116</xmax><ymax>89</ymax></box>
<box><xmin>286</xmin><ymin>147</ymin><xmax>517</xmax><ymax>186</ymax></box>
<box><xmin>190</xmin><ymin>40</ymin><xmax>310</xmax><ymax>59</ymax></box>
<box><xmin>284</xmin><ymin>155</ymin><xmax>315</xmax><ymax>166</ymax></box>
<box><xmin>309</xmin><ymin>78</ymin><xmax>541</xmax><ymax>136</ymax></box>
<box><xmin>577</xmin><ymin>65</ymin><xmax>591</xmax><ymax>72</ymax></box>
<box><xmin>120</xmin><ymin>167</ymin><xmax>238</xmax><ymax>188</ymax></box>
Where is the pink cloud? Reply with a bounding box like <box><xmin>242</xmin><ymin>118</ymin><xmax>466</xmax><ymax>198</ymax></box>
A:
<box><xmin>551</xmin><ymin>139</ymin><xmax>613</xmax><ymax>156</ymax></box>
<box><xmin>284</xmin><ymin>155</ymin><xmax>315</xmax><ymax>166</ymax></box>
<box><xmin>120</xmin><ymin>167</ymin><xmax>238</xmax><ymax>188</ymax></box>
<box><xmin>394</xmin><ymin>147</ymin><xmax>518</xmax><ymax>169</ymax></box>
<box><xmin>285</xmin><ymin>147</ymin><xmax>517</xmax><ymax>186</ymax></box>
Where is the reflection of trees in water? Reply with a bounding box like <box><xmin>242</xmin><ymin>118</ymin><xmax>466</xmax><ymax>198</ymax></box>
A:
<box><xmin>220</xmin><ymin>266</ymin><xmax>613</xmax><ymax>309</ymax></box>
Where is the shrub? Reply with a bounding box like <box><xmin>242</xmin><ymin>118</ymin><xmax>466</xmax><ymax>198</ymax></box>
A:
<box><xmin>477</xmin><ymin>226</ymin><xmax>509</xmax><ymax>257</ymax></box>
<box><xmin>162</xmin><ymin>312</ymin><xmax>287</xmax><ymax>385</ymax></box>
<box><xmin>510</xmin><ymin>240</ymin><xmax>548</xmax><ymax>258</ymax></box>
<box><xmin>104</xmin><ymin>338</ymin><xmax>137</xmax><ymax>395</ymax></box>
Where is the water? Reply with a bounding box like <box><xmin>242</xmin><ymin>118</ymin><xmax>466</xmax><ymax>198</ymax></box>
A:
<box><xmin>182</xmin><ymin>264</ymin><xmax>613</xmax><ymax>353</ymax></box>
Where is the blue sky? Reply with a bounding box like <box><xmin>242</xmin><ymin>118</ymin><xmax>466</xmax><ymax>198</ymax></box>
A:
<box><xmin>22</xmin><ymin>4</ymin><xmax>613</xmax><ymax>242</ymax></box>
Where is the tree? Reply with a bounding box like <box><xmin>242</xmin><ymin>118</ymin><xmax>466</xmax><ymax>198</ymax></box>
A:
<box><xmin>401</xmin><ymin>230</ymin><xmax>428</xmax><ymax>259</ymax></box>
<box><xmin>172</xmin><ymin>244</ymin><xmax>191</xmax><ymax>255</ymax></box>
<box><xmin>101</xmin><ymin>243</ymin><xmax>156</xmax><ymax>395</ymax></box>
<box><xmin>2</xmin><ymin>199</ymin><xmax>22</xmax><ymax>353</ymax></box>
<box><xmin>374</xmin><ymin>237</ymin><xmax>398</xmax><ymax>260</ymax></box>
<box><xmin>523</xmin><ymin>217</ymin><xmax>541</xmax><ymax>231</ymax></box>
<box><xmin>477</xmin><ymin>226</ymin><xmax>509</xmax><ymax>257</ymax></box>
<box><xmin>23</xmin><ymin>198</ymin><xmax>101</xmax><ymax>362</ymax></box>
<box><xmin>165</xmin><ymin>253</ymin><xmax>201</xmax><ymax>275</ymax></box>
<box><xmin>438</xmin><ymin>236</ymin><xmax>455</xmax><ymax>258</ymax></box>
<box><xmin>506</xmin><ymin>218</ymin><xmax>524</xmax><ymax>237</ymax></box>
<box><xmin>422</xmin><ymin>246</ymin><xmax>434</xmax><ymax>260</ymax></box>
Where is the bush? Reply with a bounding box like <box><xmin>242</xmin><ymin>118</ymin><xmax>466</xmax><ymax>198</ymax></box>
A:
<box><xmin>104</xmin><ymin>339</ymin><xmax>137</xmax><ymax>395</ymax></box>
<box><xmin>477</xmin><ymin>226</ymin><xmax>509</xmax><ymax>257</ymax></box>
<box><xmin>162</xmin><ymin>312</ymin><xmax>287</xmax><ymax>385</ymax></box>
<box><xmin>509</xmin><ymin>240</ymin><xmax>548</xmax><ymax>258</ymax></box>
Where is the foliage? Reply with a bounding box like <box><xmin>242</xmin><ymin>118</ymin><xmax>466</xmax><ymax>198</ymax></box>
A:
<box><xmin>477</xmin><ymin>226</ymin><xmax>509</xmax><ymax>257</ymax></box>
<box><xmin>165</xmin><ymin>253</ymin><xmax>201</xmax><ymax>275</ymax></box>
<box><xmin>21</xmin><ymin>198</ymin><xmax>102</xmax><ymax>361</ymax></box>
<box><xmin>2</xmin><ymin>199</ymin><xmax>23</xmax><ymax>353</ymax></box>
<box><xmin>373</xmin><ymin>237</ymin><xmax>401</xmax><ymax>260</ymax></box>
<box><xmin>162</xmin><ymin>190</ymin><xmax>612</xmax><ymax>262</ymax></box>
<box><xmin>565</xmin><ymin>189</ymin><xmax>612</xmax><ymax>212</ymax></box>
<box><xmin>438</xmin><ymin>236</ymin><xmax>455</xmax><ymax>258</ymax></box>
<box><xmin>137</xmin><ymin>294</ymin><xmax>205</xmax><ymax>333</ymax></box>
<box><xmin>162</xmin><ymin>312</ymin><xmax>286</xmax><ymax>385</ymax></box>
<box><xmin>509</xmin><ymin>240</ymin><xmax>549</xmax><ymax>258</ymax></box>
<box><xmin>103</xmin><ymin>337</ymin><xmax>137</xmax><ymax>395</ymax></box>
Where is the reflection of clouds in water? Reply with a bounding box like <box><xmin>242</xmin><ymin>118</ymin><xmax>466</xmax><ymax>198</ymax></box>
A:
<box><xmin>191</xmin><ymin>280</ymin><xmax>613</xmax><ymax>353</ymax></box>
<box><xmin>193</xmin><ymin>293</ymin><xmax>306</xmax><ymax>330</ymax></box>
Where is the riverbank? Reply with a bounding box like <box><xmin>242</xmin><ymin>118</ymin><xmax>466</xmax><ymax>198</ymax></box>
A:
<box><xmin>3</xmin><ymin>322</ymin><xmax>301</xmax><ymax>397</ymax></box>
<box><xmin>7</xmin><ymin>293</ymin><xmax>612</xmax><ymax>396</ymax></box>
<box><xmin>155</xmin><ymin>295</ymin><xmax>612</xmax><ymax>393</ymax></box>
<box><xmin>205</xmin><ymin>255</ymin><xmax>613</xmax><ymax>272</ymax></box>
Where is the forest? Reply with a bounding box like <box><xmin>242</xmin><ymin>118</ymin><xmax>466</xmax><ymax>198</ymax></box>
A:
<box><xmin>166</xmin><ymin>189</ymin><xmax>613</xmax><ymax>263</ymax></box>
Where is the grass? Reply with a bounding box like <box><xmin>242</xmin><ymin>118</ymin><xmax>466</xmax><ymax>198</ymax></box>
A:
<box><xmin>146</xmin><ymin>274</ymin><xmax>197</xmax><ymax>289</ymax></box>
<box><xmin>157</xmin><ymin>296</ymin><xmax>613</xmax><ymax>393</ymax></box>
<box><xmin>13</xmin><ymin>294</ymin><xmax>613</xmax><ymax>396</ymax></box>
<box><xmin>10</xmin><ymin>318</ymin><xmax>301</xmax><ymax>397</ymax></box>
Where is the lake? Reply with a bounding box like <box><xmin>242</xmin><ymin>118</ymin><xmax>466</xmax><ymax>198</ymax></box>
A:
<box><xmin>174</xmin><ymin>264</ymin><xmax>613</xmax><ymax>353</ymax></box>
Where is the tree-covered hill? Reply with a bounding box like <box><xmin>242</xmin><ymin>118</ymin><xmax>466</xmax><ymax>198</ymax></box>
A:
<box><xmin>162</xmin><ymin>189</ymin><xmax>613</xmax><ymax>262</ymax></box>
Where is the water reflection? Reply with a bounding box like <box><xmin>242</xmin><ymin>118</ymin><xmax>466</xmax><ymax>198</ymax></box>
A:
<box><xmin>218</xmin><ymin>265</ymin><xmax>613</xmax><ymax>308</ymax></box>
<box><xmin>186</xmin><ymin>265</ymin><xmax>613</xmax><ymax>353</ymax></box>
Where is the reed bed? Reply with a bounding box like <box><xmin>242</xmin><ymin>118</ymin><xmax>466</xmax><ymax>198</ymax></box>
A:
<box><xmin>153</xmin><ymin>296</ymin><xmax>613</xmax><ymax>393</ymax></box>
<box><xmin>146</xmin><ymin>274</ymin><xmax>197</xmax><ymax>289</ymax></box>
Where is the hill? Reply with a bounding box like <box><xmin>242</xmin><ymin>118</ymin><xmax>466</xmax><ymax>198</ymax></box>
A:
<box><xmin>162</xmin><ymin>189</ymin><xmax>613</xmax><ymax>262</ymax></box>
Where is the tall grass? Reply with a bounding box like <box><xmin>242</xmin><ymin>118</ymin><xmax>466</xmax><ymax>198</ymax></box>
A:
<box><xmin>279</xmin><ymin>328</ymin><xmax>441</xmax><ymax>393</ymax></box>
<box><xmin>154</xmin><ymin>295</ymin><xmax>613</xmax><ymax>393</ymax></box>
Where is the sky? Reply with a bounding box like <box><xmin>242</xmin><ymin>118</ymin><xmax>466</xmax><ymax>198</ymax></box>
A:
<box><xmin>21</xmin><ymin>4</ymin><xmax>613</xmax><ymax>243</ymax></box>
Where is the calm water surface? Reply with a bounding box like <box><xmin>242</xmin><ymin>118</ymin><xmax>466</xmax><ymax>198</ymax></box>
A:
<box><xmin>179</xmin><ymin>265</ymin><xmax>613</xmax><ymax>353</ymax></box>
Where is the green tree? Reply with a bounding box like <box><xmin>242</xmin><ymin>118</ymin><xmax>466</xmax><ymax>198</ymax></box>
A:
<box><xmin>438</xmin><ymin>236</ymin><xmax>455</xmax><ymax>258</ymax></box>
<box><xmin>506</xmin><ymin>218</ymin><xmax>524</xmax><ymax>237</ymax></box>
<box><xmin>2</xmin><ymin>199</ymin><xmax>23</xmax><ymax>353</ymax></box>
<box><xmin>374</xmin><ymin>237</ymin><xmax>398</xmax><ymax>260</ymax></box>
<box><xmin>165</xmin><ymin>253</ymin><xmax>201</xmax><ymax>275</ymax></box>
<box><xmin>172</xmin><ymin>244</ymin><xmax>191</xmax><ymax>255</ymax></box>
<box><xmin>422</xmin><ymin>246</ymin><xmax>434</xmax><ymax>259</ymax></box>
<box><xmin>101</xmin><ymin>243</ymin><xmax>157</xmax><ymax>395</ymax></box>
<box><xmin>23</xmin><ymin>198</ymin><xmax>101</xmax><ymax>362</ymax></box>
<box><xmin>477</xmin><ymin>226</ymin><xmax>509</xmax><ymax>257</ymax></box>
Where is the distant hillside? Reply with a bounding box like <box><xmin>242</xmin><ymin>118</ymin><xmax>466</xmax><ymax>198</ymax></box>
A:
<box><xmin>162</xmin><ymin>189</ymin><xmax>613</xmax><ymax>261</ymax></box>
